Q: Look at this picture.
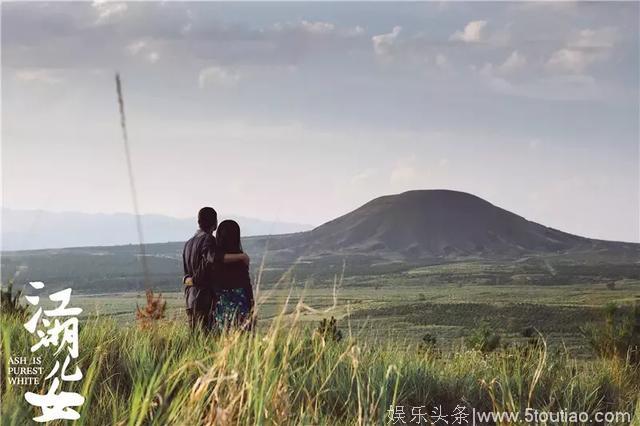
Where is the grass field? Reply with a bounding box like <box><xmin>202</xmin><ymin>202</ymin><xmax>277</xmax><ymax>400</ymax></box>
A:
<box><xmin>2</xmin><ymin>259</ymin><xmax>639</xmax><ymax>424</ymax></box>
<box><xmin>2</xmin><ymin>307</ymin><xmax>639</xmax><ymax>425</ymax></box>
<box><xmin>65</xmin><ymin>273</ymin><xmax>640</xmax><ymax>356</ymax></box>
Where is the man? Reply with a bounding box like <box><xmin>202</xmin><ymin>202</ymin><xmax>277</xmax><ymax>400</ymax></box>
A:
<box><xmin>182</xmin><ymin>207</ymin><xmax>249</xmax><ymax>331</ymax></box>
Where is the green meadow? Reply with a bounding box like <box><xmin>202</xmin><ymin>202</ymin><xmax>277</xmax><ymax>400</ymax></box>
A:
<box><xmin>2</xmin><ymin>259</ymin><xmax>640</xmax><ymax>424</ymax></box>
<box><xmin>70</xmin><ymin>273</ymin><xmax>640</xmax><ymax>354</ymax></box>
<box><xmin>2</xmin><ymin>301</ymin><xmax>639</xmax><ymax>425</ymax></box>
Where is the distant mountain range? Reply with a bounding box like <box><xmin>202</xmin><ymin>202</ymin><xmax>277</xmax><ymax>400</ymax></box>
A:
<box><xmin>0</xmin><ymin>208</ymin><xmax>312</xmax><ymax>251</ymax></box>
<box><xmin>2</xmin><ymin>190</ymin><xmax>637</xmax><ymax>293</ymax></box>
<box><xmin>4</xmin><ymin>190</ymin><xmax>638</xmax><ymax>257</ymax></box>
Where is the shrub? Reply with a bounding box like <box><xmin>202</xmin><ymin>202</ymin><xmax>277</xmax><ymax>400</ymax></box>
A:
<box><xmin>314</xmin><ymin>316</ymin><xmax>343</xmax><ymax>342</ymax></box>
<box><xmin>135</xmin><ymin>288</ymin><xmax>167</xmax><ymax>328</ymax></box>
<box><xmin>418</xmin><ymin>332</ymin><xmax>437</xmax><ymax>354</ymax></box>
<box><xmin>0</xmin><ymin>280</ymin><xmax>29</xmax><ymax>321</ymax></box>
<box><xmin>466</xmin><ymin>322</ymin><xmax>501</xmax><ymax>353</ymax></box>
<box><xmin>521</xmin><ymin>326</ymin><xmax>542</xmax><ymax>346</ymax></box>
<box><xmin>521</xmin><ymin>326</ymin><xmax>535</xmax><ymax>339</ymax></box>
<box><xmin>581</xmin><ymin>302</ymin><xmax>639</xmax><ymax>363</ymax></box>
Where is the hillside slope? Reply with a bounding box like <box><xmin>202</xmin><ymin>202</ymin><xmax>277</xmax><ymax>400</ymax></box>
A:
<box><xmin>266</xmin><ymin>190</ymin><xmax>621</xmax><ymax>259</ymax></box>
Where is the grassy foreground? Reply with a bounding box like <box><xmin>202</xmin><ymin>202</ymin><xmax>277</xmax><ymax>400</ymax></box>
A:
<box><xmin>1</xmin><ymin>310</ymin><xmax>639</xmax><ymax>425</ymax></box>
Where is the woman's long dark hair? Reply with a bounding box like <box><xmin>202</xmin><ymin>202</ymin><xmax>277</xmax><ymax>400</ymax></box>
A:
<box><xmin>216</xmin><ymin>220</ymin><xmax>243</xmax><ymax>254</ymax></box>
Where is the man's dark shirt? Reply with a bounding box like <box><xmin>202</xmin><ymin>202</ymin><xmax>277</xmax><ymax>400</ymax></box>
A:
<box><xmin>182</xmin><ymin>229</ymin><xmax>223</xmax><ymax>289</ymax></box>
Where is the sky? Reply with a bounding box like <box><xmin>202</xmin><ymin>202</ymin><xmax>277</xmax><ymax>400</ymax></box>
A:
<box><xmin>2</xmin><ymin>1</ymin><xmax>639</xmax><ymax>242</ymax></box>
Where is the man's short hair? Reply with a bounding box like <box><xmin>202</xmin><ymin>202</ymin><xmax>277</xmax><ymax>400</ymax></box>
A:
<box><xmin>198</xmin><ymin>207</ymin><xmax>217</xmax><ymax>230</ymax></box>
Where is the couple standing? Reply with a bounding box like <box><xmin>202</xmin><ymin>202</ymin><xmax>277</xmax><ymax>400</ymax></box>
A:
<box><xmin>182</xmin><ymin>207</ymin><xmax>255</xmax><ymax>333</ymax></box>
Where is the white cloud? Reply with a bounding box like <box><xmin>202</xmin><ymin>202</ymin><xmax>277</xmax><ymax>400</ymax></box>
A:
<box><xmin>126</xmin><ymin>40</ymin><xmax>147</xmax><ymax>56</ymax></box>
<box><xmin>92</xmin><ymin>1</ymin><xmax>128</xmax><ymax>25</ymax></box>
<box><xmin>390</xmin><ymin>164</ymin><xmax>418</xmax><ymax>185</ymax></box>
<box><xmin>198</xmin><ymin>66</ymin><xmax>240</xmax><ymax>89</ymax></box>
<box><xmin>472</xmin><ymin>54</ymin><xmax>603</xmax><ymax>100</ymax></box>
<box><xmin>485</xmin><ymin>73</ymin><xmax>602</xmax><ymax>101</ymax></box>
<box><xmin>546</xmin><ymin>27</ymin><xmax>619</xmax><ymax>74</ymax></box>
<box><xmin>389</xmin><ymin>156</ymin><xmax>430</xmax><ymax>187</ymax></box>
<box><xmin>546</xmin><ymin>48</ymin><xmax>594</xmax><ymax>74</ymax></box>
<box><xmin>299</xmin><ymin>20</ymin><xmax>335</xmax><ymax>35</ymax></box>
<box><xmin>15</xmin><ymin>69</ymin><xmax>61</xmax><ymax>84</ymax></box>
<box><xmin>569</xmin><ymin>27</ymin><xmax>620</xmax><ymax>48</ymax></box>
<box><xmin>268</xmin><ymin>19</ymin><xmax>364</xmax><ymax>44</ymax></box>
<box><xmin>347</xmin><ymin>26</ymin><xmax>365</xmax><ymax>37</ymax></box>
<box><xmin>450</xmin><ymin>20</ymin><xmax>487</xmax><ymax>43</ymax></box>
<box><xmin>476</xmin><ymin>62</ymin><xmax>495</xmax><ymax>78</ymax></box>
<box><xmin>435</xmin><ymin>53</ymin><xmax>450</xmax><ymax>69</ymax></box>
<box><xmin>271</xmin><ymin>20</ymin><xmax>356</xmax><ymax>37</ymax></box>
<box><xmin>350</xmin><ymin>169</ymin><xmax>377</xmax><ymax>186</ymax></box>
<box><xmin>497</xmin><ymin>50</ymin><xmax>526</xmax><ymax>75</ymax></box>
<box><xmin>485</xmin><ymin>75</ymin><xmax>513</xmax><ymax>93</ymax></box>
<box><xmin>147</xmin><ymin>52</ymin><xmax>160</xmax><ymax>64</ymax></box>
<box><xmin>529</xmin><ymin>139</ymin><xmax>541</xmax><ymax>150</ymax></box>
<box><xmin>181</xmin><ymin>9</ymin><xmax>195</xmax><ymax>35</ymax></box>
<box><xmin>126</xmin><ymin>39</ymin><xmax>159</xmax><ymax>64</ymax></box>
<box><xmin>181</xmin><ymin>21</ymin><xmax>193</xmax><ymax>35</ymax></box>
<box><xmin>515</xmin><ymin>2</ymin><xmax>577</xmax><ymax>13</ymax></box>
<box><xmin>372</xmin><ymin>26</ymin><xmax>402</xmax><ymax>57</ymax></box>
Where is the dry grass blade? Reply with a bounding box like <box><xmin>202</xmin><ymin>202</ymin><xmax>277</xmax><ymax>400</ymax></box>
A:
<box><xmin>115</xmin><ymin>72</ymin><xmax>150</xmax><ymax>289</ymax></box>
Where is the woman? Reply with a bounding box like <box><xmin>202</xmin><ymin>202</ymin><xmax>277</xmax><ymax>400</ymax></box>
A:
<box><xmin>211</xmin><ymin>220</ymin><xmax>255</xmax><ymax>332</ymax></box>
